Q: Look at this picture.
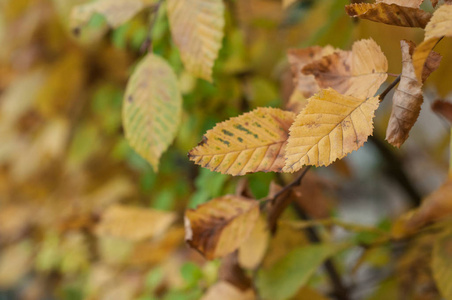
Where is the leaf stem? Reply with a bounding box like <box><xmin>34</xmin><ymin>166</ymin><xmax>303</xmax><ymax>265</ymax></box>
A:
<box><xmin>379</xmin><ymin>74</ymin><xmax>401</xmax><ymax>102</ymax></box>
<box><xmin>140</xmin><ymin>0</ymin><xmax>163</xmax><ymax>54</ymax></box>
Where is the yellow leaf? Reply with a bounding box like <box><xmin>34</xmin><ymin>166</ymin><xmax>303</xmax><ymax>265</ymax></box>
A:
<box><xmin>302</xmin><ymin>39</ymin><xmax>388</xmax><ymax>99</ymax></box>
<box><xmin>413</xmin><ymin>4</ymin><xmax>452</xmax><ymax>81</ymax></box>
<box><xmin>201</xmin><ymin>281</ymin><xmax>255</xmax><ymax>300</ymax></box>
<box><xmin>123</xmin><ymin>53</ymin><xmax>182</xmax><ymax>171</ymax></box>
<box><xmin>284</xmin><ymin>89</ymin><xmax>380</xmax><ymax>172</ymax></box>
<box><xmin>185</xmin><ymin>195</ymin><xmax>259</xmax><ymax>260</ymax></box>
<box><xmin>238</xmin><ymin>215</ymin><xmax>270</xmax><ymax>270</ymax></box>
<box><xmin>386</xmin><ymin>40</ymin><xmax>441</xmax><ymax>147</ymax></box>
<box><xmin>345</xmin><ymin>3</ymin><xmax>432</xmax><ymax>28</ymax></box>
<box><xmin>70</xmin><ymin>0</ymin><xmax>149</xmax><ymax>32</ymax></box>
<box><xmin>432</xmin><ymin>227</ymin><xmax>452</xmax><ymax>300</ymax></box>
<box><xmin>287</xmin><ymin>46</ymin><xmax>336</xmax><ymax>98</ymax></box>
<box><xmin>95</xmin><ymin>204</ymin><xmax>176</xmax><ymax>242</ymax></box>
<box><xmin>282</xmin><ymin>0</ymin><xmax>298</xmax><ymax>9</ymax></box>
<box><xmin>376</xmin><ymin>0</ymin><xmax>424</xmax><ymax>8</ymax></box>
<box><xmin>167</xmin><ymin>0</ymin><xmax>225</xmax><ymax>82</ymax></box>
<box><xmin>189</xmin><ymin>107</ymin><xmax>295</xmax><ymax>176</ymax></box>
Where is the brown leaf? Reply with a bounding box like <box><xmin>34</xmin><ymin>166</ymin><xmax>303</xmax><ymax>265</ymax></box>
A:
<box><xmin>386</xmin><ymin>40</ymin><xmax>441</xmax><ymax>147</ymax></box>
<box><xmin>185</xmin><ymin>195</ymin><xmax>260</xmax><ymax>259</ymax></box>
<box><xmin>219</xmin><ymin>252</ymin><xmax>252</xmax><ymax>291</ymax></box>
<box><xmin>345</xmin><ymin>3</ymin><xmax>432</xmax><ymax>28</ymax></box>
<box><xmin>413</xmin><ymin>4</ymin><xmax>452</xmax><ymax>81</ymax></box>
<box><xmin>287</xmin><ymin>46</ymin><xmax>336</xmax><ymax>98</ymax></box>
<box><xmin>95</xmin><ymin>204</ymin><xmax>176</xmax><ymax>242</ymax></box>
<box><xmin>432</xmin><ymin>100</ymin><xmax>452</xmax><ymax>123</ymax></box>
<box><xmin>302</xmin><ymin>39</ymin><xmax>388</xmax><ymax>98</ymax></box>
<box><xmin>431</xmin><ymin>0</ymin><xmax>439</xmax><ymax>7</ymax></box>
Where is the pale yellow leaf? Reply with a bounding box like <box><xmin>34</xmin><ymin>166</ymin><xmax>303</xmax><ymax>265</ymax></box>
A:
<box><xmin>189</xmin><ymin>107</ymin><xmax>295</xmax><ymax>176</ymax></box>
<box><xmin>376</xmin><ymin>0</ymin><xmax>424</xmax><ymax>8</ymax></box>
<box><xmin>386</xmin><ymin>40</ymin><xmax>441</xmax><ymax>147</ymax></box>
<box><xmin>413</xmin><ymin>4</ymin><xmax>452</xmax><ymax>81</ymax></box>
<box><xmin>238</xmin><ymin>216</ymin><xmax>270</xmax><ymax>270</ymax></box>
<box><xmin>302</xmin><ymin>39</ymin><xmax>388</xmax><ymax>99</ymax></box>
<box><xmin>167</xmin><ymin>0</ymin><xmax>225</xmax><ymax>81</ymax></box>
<box><xmin>0</xmin><ymin>241</ymin><xmax>32</xmax><ymax>288</ymax></box>
<box><xmin>123</xmin><ymin>53</ymin><xmax>182</xmax><ymax>171</ymax></box>
<box><xmin>201</xmin><ymin>281</ymin><xmax>255</xmax><ymax>300</ymax></box>
<box><xmin>70</xmin><ymin>0</ymin><xmax>149</xmax><ymax>32</ymax></box>
<box><xmin>283</xmin><ymin>0</ymin><xmax>298</xmax><ymax>9</ymax></box>
<box><xmin>345</xmin><ymin>3</ymin><xmax>432</xmax><ymax>28</ymax></box>
<box><xmin>432</xmin><ymin>227</ymin><xmax>452</xmax><ymax>300</ymax></box>
<box><xmin>284</xmin><ymin>89</ymin><xmax>380</xmax><ymax>172</ymax></box>
<box><xmin>287</xmin><ymin>46</ymin><xmax>336</xmax><ymax>98</ymax></box>
<box><xmin>96</xmin><ymin>204</ymin><xmax>176</xmax><ymax>242</ymax></box>
<box><xmin>185</xmin><ymin>195</ymin><xmax>259</xmax><ymax>259</ymax></box>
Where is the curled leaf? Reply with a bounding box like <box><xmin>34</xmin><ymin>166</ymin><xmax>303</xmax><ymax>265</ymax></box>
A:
<box><xmin>345</xmin><ymin>3</ymin><xmax>432</xmax><ymax>28</ymax></box>
<box><xmin>302</xmin><ymin>39</ymin><xmax>388</xmax><ymax>99</ymax></box>
<box><xmin>185</xmin><ymin>195</ymin><xmax>259</xmax><ymax>260</ymax></box>
<box><xmin>167</xmin><ymin>0</ymin><xmax>225</xmax><ymax>82</ymax></box>
<box><xmin>284</xmin><ymin>89</ymin><xmax>380</xmax><ymax>172</ymax></box>
<box><xmin>189</xmin><ymin>107</ymin><xmax>295</xmax><ymax>176</ymax></box>
<box><xmin>96</xmin><ymin>205</ymin><xmax>176</xmax><ymax>242</ymax></box>
<box><xmin>386</xmin><ymin>40</ymin><xmax>441</xmax><ymax>147</ymax></box>
<box><xmin>413</xmin><ymin>4</ymin><xmax>452</xmax><ymax>81</ymax></box>
<box><xmin>123</xmin><ymin>54</ymin><xmax>182</xmax><ymax>171</ymax></box>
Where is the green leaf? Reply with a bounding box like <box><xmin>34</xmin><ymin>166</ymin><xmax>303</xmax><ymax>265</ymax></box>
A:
<box><xmin>432</xmin><ymin>227</ymin><xmax>452</xmax><ymax>299</ymax></box>
<box><xmin>257</xmin><ymin>243</ymin><xmax>344</xmax><ymax>300</ymax></box>
<box><xmin>123</xmin><ymin>53</ymin><xmax>182</xmax><ymax>171</ymax></box>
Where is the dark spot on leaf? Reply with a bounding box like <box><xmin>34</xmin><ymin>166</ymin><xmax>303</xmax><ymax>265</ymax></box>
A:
<box><xmin>222</xmin><ymin>129</ymin><xmax>234</xmax><ymax>136</ymax></box>
<box><xmin>72</xmin><ymin>27</ymin><xmax>81</xmax><ymax>36</ymax></box>
<box><xmin>127</xmin><ymin>95</ymin><xmax>133</xmax><ymax>102</ymax></box>
<box><xmin>253</xmin><ymin>122</ymin><xmax>262</xmax><ymax>128</ymax></box>
<box><xmin>234</xmin><ymin>124</ymin><xmax>259</xmax><ymax>138</ymax></box>
<box><xmin>216</xmin><ymin>137</ymin><xmax>230</xmax><ymax>146</ymax></box>
<box><xmin>237</xmin><ymin>137</ymin><xmax>243</xmax><ymax>143</ymax></box>
<box><xmin>198</xmin><ymin>136</ymin><xmax>208</xmax><ymax>147</ymax></box>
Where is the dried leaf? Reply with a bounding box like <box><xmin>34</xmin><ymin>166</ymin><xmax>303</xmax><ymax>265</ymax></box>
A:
<box><xmin>302</xmin><ymin>39</ymin><xmax>388</xmax><ymax>98</ymax></box>
<box><xmin>432</xmin><ymin>100</ymin><xmax>452</xmax><ymax>123</ymax></box>
<box><xmin>70</xmin><ymin>0</ymin><xmax>148</xmax><ymax>32</ymax></box>
<box><xmin>201</xmin><ymin>281</ymin><xmax>255</xmax><ymax>300</ymax></box>
<box><xmin>189</xmin><ymin>107</ymin><xmax>295</xmax><ymax>176</ymax></box>
<box><xmin>167</xmin><ymin>0</ymin><xmax>225</xmax><ymax>81</ymax></box>
<box><xmin>284</xmin><ymin>88</ymin><xmax>380</xmax><ymax>172</ymax></box>
<box><xmin>256</xmin><ymin>243</ymin><xmax>344</xmax><ymax>300</ymax></box>
<box><xmin>287</xmin><ymin>46</ymin><xmax>336</xmax><ymax>98</ymax></box>
<box><xmin>96</xmin><ymin>204</ymin><xmax>176</xmax><ymax>242</ymax></box>
<box><xmin>345</xmin><ymin>3</ymin><xmax>432</xmax><ymax>28</ymax></box>
<box><xmin>432</xmin><ymin>228</ymin><xmax>452</xmax><ymax>300</ymax></box>
<box><xmin>376</xmin><ymin>0</ymin><xmax>424</xmax><ymax>8</ymax></box>
<box><xmin>386</xmin><ymin>40</ymin><xmax>441</xmax><ymax>147</ymax></box>
<box><xmin>413</xmin><ymin>4</ymin><xmax>452</xmax><ymax>81</ymax></box>
<box><xmin>431</xmin><ymin>0</ymin><xmax>439</xmax><ymax>7</ymax></box>
<box><xmin>123</xmin><ymin>54</ymin><xmax>182</xmax><ymax>171</ymax></box>
<box><xmin>238</xmin><ymin>216</ymin><xmax>270</xmax><ymax>270</ymax></box>
<box><xmin>185</xmin><ymin>195</ymin><xmax>259</xmax><ymax>260</ymax></box>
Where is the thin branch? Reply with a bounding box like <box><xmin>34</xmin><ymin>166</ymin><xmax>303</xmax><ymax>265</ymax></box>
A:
<box><xmin>379</xmin><ymin>74</ymin><xmax>401</xmax><ymax>102</ymax></box>
<box><xmin>272</xmin><ymin>166</ymin><xmax>311</xmax><ymax>202</ymax></box>
<box><xmin>140</xmin><ymin>0</ymin><xmax>163</xmax><ymax>54</ymax></box>
<box><xmin>386</xmin><ymin>72</ymin><xmax>399</xmax><ymax>77</ymax></box>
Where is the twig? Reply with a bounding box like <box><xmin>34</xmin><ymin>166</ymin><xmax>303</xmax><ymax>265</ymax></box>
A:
<box><xmin>140</xmin><ymin>0</ymin><xmax>163</xmax><ymax>54</ymax></box>
<box><xmin>386</xmin><ymin>72</ymin><xmax>399</xmax><ymax>77</ymax></box>
<box><xmin>272</xmin><ymin>166</ymin><xmax>311</xmax><ymax>202</ymax></box>
<box><xmin>379</xmin><ymin>74</ymin><xmax>401</xmax><ymax>102</ymax></box>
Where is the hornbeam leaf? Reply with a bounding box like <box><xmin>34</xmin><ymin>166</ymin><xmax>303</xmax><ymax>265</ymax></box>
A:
<box><xmin>413</xmin><ymin>4</ymin><xmax>452</xmax><ymax>81</ymax></box>
<box><xmin>432</xmin><ymin>228</ymin><xmax>452</xmax><ymax>300</ymax></box>
<box><xmin>345</xmin><ymin>3</ymin><xmax>432</xmax><ymax>28</ymax></box>
<box><xmin>188</xmin><ymin>107</ymin><xmax>296</xmax><ymax>176</ymax></box>
<box><xmin>184</xmin><ymin>195</ymin><xmax>259</xmax><ymax>260</ymax></box>
<box><xmin>70</xmin><ymin>0</ymin><xmax>150</xmax><ymax>33</ymax></box>
<box><xmin>284</xmin><ymin>89</ymin><xmax>379</xmax><ymax>173</ymax></box>
<box><xmin>123</xmin><ymin>54</ymin><xmax>182</xmax><ymax>171</ymax></box>
<box><xmin>386</xmin><ymin>40</ymin><xmax>441</xmax><ymax>147</ymax></box>
<box><xmin>167</xmin><ymin>0</ymin><xmax>225</xmax><ymax>82</ymax></box>
<box><xmin>302</xmin><ymin>39</ymin><xmax>388</xmax><ymax>99</ymax></box>
<box><xmin>95</xmin><ymin>204</ymin><xmax>176</xmax><ymax>242</ymax></box>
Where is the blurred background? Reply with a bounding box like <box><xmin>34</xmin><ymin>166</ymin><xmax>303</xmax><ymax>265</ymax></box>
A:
<box><xmin>0</xmin><ymin>0</ymin><xmax>451</xmax><ymax>299</ymax></box>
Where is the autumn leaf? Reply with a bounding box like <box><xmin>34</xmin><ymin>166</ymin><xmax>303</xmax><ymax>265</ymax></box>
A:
<box><xmin>238</xmin><ymin>216</ymin><xmax>270</xmax><ymax>270</ymax></box>
<box><xmin>189</xmin><ymin>107</ymin><xmax>295</xmax><ymax>176</ymax></box>
<box><xmin>432</xmin><ymin>228</ymin><xmax>452</xmax><ymax>300</ymax></box>
<box><xmin>287</xmin><ymin>46</ymin><xmax>336</xmax><ymax>98</ymax></box>
<box><xmin>376</xmin><ymin>0</ymin><xmax>423</xmax><ymax>8</ymax></box>
<box><xmin>70</xmin><ymin>0</ymin><xmax>151</xmax><ymax>33</ymax></box>
<box><xmin>95</xmin><ymin>204</ymin><xmax>176</xmax><ymax>242</ymax></box>
<box><xmin>386</xmin><ymin>40</ymin><xmax>441</xmax><ymax>147</ymax></box>
<box><xmin>256</xmin><ymin>243</ymin><xmax>345</xmax><ymax>300</ymax></box>
<box><xmin>432</xmin><ymin>100</ymin><xmax>452</xmax><ymax>123</ymax></box>
<box><xmin>282</xmin><ymin>0</ymin><xmax>298</xmax><ymax>9</ymax></box>
<box><xmin>345</xmin><ymin>2</ymin><xmax>432</xmax><ymax>28</ymax></box>
<box><xmin>284</xmin><ymin>88</ymin><xmax>380</xmax><ymax>172</ymax></box>
<box><xmin>302</xmin><ymin>39</ymin><xmax>388</xmax><ymax>99</ymax></box>
<box><xmin>201</xmin><ymin>281</ymin><xmax>255</xmax><ymax>300</ymax></box>
<box><xmin>184</xmin><ymin>195</ymin><xmax>259</xmax><ymax>260</ymax></box>
<box><xmin>167</xmin><ymin>0</ymin><xmax>225</xmax><ymax>82</ymax></box>
<box><xmin>413</xmin><ymin>4</ymin><xmax>452</xmax><ymax>81</ymax></box>
<box><xmin>123</xmin><ymin>53</ymin><xmax>182</xmax><ymax>171</ymax></box>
